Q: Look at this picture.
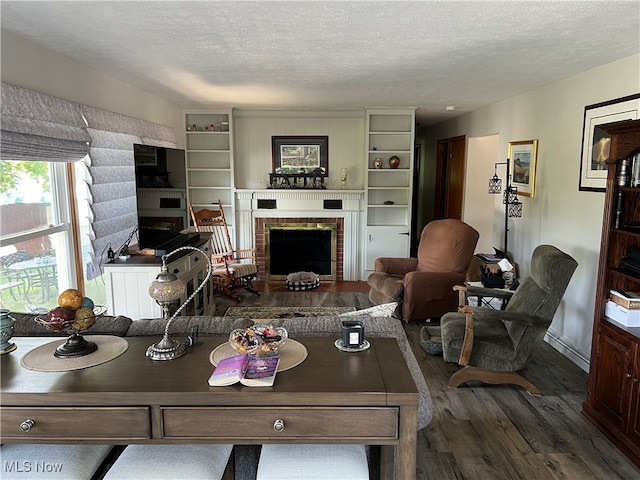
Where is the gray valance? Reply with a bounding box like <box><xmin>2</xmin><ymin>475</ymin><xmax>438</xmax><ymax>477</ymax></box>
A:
<box><xmin>0</xmin><ymin>82</ymin><xmax>91</xmax><ymax>162</ymax></box>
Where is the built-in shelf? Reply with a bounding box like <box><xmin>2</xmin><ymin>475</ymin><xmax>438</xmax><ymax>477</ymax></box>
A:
<box><xmin>184</xmin><ymin>109</ymin><xmax>235</xmax><ymax>230</ymax></box>
<box><xmin>364</xmin><ymin>108</ymin><xmax>415</xmax><ymax>276</ymax></box>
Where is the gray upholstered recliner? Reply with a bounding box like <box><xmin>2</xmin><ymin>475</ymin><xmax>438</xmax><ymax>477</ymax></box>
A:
<box><xmin>440</xmin><ymin>244</ymin><xmax>578</xmax><ymax>395</ymax></box>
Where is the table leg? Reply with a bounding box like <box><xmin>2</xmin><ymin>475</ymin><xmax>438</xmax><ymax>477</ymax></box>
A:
<box><xmin>381</xmin><ymin>405</ymin><xmax>417</xmax><ymax>479</ymax></box>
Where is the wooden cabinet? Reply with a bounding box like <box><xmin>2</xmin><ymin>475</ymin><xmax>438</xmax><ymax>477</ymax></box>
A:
<box><xmin>364</xmin><ymin>108</ymin><xmax>415</xmax><ymax>277</ymax></box>
<box><xmin>103</xmin><ymin>239</ymin><xmax>215</xmax><ymax>319</ymax></box>
<box><xmin>583</xmin><ymin>119</ymin><xmax>640</xmax><ymax>467</ymax></box>
<box><xmin>184</xmin><ymin>109</ymin><xmax>235</xmax><ymax>232</ymax></box>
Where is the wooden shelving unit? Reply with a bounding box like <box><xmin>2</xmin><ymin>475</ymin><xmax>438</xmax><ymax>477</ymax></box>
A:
<box><xmin>582</xmin><ymin>119</ymin><xmax>640</xmax><ymax>467</ymax></box>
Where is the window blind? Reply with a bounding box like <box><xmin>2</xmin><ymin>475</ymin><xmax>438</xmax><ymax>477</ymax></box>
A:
<box><xmin>0</xmin><ymin>83</ymin><xmax>90</xmax><ymax>162</ymax></box>
<box><xmin>81</xmin><ymin>106</ymin><xmax>176</xmax><ymax>279</ymax></box>
<box><xmin>0</xmin><ymin>82</ymin><xmax>177</xmax><ymax>281</ymax></box>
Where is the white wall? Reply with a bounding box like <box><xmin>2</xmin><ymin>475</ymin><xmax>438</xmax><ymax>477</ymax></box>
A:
<box><xmin>425</xmin><ymin>54</ymin><xmax>640</xmax><ymax>371</ymax></box>
<box><xmin>1</xmin><ymin>29</ymin><xmax>183</xmax><ymax>137</ymax></box>
<box><xmin>233</xmin><ymin>110</ymin><xmax>365</xmax><ymax>191</ymax></box>
<box><xmin>464</xmin><ymin>135</ymin><xmax>499</xmax><ymax>254</ymax></box>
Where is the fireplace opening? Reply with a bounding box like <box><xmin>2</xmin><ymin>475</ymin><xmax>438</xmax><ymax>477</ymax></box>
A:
<box><xmin>265</xmin><ymin>223</ymin><xmax>337</xmax><ymax>280</ymax></box>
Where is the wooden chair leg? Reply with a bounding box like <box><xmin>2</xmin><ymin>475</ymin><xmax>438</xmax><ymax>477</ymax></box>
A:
<box><xmin>212</xmin><ymin>276</ymin><xmax>241</xmax><ymax>301</ymax></box>
<box><xmin>448</xmin><ymin>366</ymin><xmax>541</xmax><ymax>396</ymax></box>
<box><xmin>242</xmin><ymin>276</ymin><xmax>260</xmax><ymax>296</ymax></box>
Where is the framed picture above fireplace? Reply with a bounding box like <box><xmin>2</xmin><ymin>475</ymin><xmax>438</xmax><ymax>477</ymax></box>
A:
<box><xmin>272</xmin><ymin>136</ymin><xmax>328</xmax><ymax>176</ymax></box>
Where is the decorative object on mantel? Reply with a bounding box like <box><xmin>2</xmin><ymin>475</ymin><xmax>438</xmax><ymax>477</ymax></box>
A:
<box><xmin>35</xmin><ymin>288</ymin><xmax>108</xmax><ymax>358</ymax></box>
<box><xmin>488</xmin><ymin>159</ymin><xmax>523</xmax><ymax>259</ymax></box>
<box><xmin>0</xmin><ymin>309</ymin><xmax>16</xmax><ymax>354</ymax></box>
<box><xmin>340</xmin><ymin>168</ymin><xmax>348</xmax><ymax>189</ymax></box>
<box><xmin>389</xmin><ymin>155</ymin><xmax>400</xmax><ymax>169</ymax></box>
<box><xmin>268</xmin><ymin>171</ymin><xmax>326</xmax><ymax>189</ymax></box>
<box><xmin>146</xmin><ymin>245</ymin><xmax>212</xmax><ymax>361</ymax></box>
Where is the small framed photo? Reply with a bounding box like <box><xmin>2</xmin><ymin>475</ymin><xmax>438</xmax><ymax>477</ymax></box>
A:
<box><xmin>508</xmin><ymin>140</ymin><xmax>538</xmax><ymax>197</ymax></box>
<box><xmin>579</xmin><ymin>93</ymin><xmax>640</xmax><ymax>192</ymax></box>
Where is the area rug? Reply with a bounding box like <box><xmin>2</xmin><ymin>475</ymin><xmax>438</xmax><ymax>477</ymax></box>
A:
<box><xmin>223</xmin><ymin>306</ymin><xmax>356</xmax><ymax>319</ymax></box>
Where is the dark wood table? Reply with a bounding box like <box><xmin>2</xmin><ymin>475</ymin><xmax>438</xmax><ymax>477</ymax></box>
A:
<box><xmin>1</xmin><ymin>336</ymin><xmax>418</xmax><ymax>479</ymax></box>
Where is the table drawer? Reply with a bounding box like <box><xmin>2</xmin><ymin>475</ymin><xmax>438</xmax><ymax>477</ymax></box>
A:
<box><xmin>162</xmin><ymin>407</ymin><xmax>398</xmax><ymax>440</ymax></box>
<box><xmin>1</xmin><ymin>407</ymin><xmax>151</xmax><ymax>441</ymax></box>
<box><xmin>166</xmin><ymin>256</ymin><xmax>190</xmax><ymax>277</ymax></box>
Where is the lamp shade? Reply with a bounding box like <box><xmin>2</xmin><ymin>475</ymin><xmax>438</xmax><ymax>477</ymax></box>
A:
<box><xmin>488</xmin><ymin>174</ymin><xmax>502</xmax><ymax>194</ymax></box>
<box><xmin>508</xmin><ymin>199</ymin><xmax>523</xmax><ymax>218</ymax></box>
<box><xmin>148</xmin><ymin>270</ymin><xmax>186</xmax><ymax>304</ymax></box>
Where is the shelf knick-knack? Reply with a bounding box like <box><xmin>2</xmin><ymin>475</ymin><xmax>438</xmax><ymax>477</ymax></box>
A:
<box><xmin>374</xmin><ymin>158</ymin><xmax>383</xmax><ymax>169</ymax></box>
<box><xmin>389</xmin><ymin>156</ymin><xmax>400</xmax><ymax>169</ymax></box>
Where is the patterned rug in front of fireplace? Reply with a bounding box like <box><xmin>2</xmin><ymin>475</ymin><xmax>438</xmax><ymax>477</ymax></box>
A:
<box><xmin>223</xmin><ymin>306</ymin><xmax>356</xmax><ymax>319</ymax></box>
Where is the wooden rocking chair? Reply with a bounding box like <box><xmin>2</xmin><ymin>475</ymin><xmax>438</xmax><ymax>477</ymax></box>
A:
<box><xmin>189</xmin><ymin>201</ymin><xmax>260</xmax><ymax>301</ymax></box>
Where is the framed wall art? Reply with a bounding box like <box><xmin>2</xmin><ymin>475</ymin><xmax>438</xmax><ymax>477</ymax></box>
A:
<box><xmin>578</xmin><ymin>93</ymin><xmax>640</xmax><ymax>192</ymax></box>
<box><xmin>272</xmin><ymin>136</ymin><xmax>328</xmax><ymax>176</ymax></box>
<box><xmin>508</xmin><ymin>139</ymin><xmax>538</xmax><ymax>197</ymax></box>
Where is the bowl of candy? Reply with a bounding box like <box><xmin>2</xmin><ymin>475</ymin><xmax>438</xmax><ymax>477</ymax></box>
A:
<box><xmin>35</xmin><ymin>288</ymin><xmax>107</xmax><ymax>358</ymax></box>
<box><xmin>229</xmin><ymin>323</ymin><xmax>287</xmax><ymax>357</ymax></box>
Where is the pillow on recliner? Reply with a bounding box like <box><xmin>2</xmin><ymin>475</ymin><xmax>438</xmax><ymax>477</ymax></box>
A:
<box><xmin>339</xmin><ymin>302</ymin><xmax>398</xmax><ymax>318</ymax></box>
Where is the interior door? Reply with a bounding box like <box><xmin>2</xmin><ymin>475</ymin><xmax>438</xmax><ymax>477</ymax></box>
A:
<box><xmin>434</xmin><ymin>135</ymin><xmax>466</xmax><ymax>220</ymax></box>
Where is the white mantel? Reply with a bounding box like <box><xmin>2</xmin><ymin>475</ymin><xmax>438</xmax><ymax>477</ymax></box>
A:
<box><xmin>235</xmin><ymin>189</ymin><xmax>365</xmax><ymax>280</ymax></box>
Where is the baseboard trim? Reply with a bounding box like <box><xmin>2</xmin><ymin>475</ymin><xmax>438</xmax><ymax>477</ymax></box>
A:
<box><xmin>545</xmin><ymin>330</ymin><xmax>590</xmax><ymax>373</ymax></box>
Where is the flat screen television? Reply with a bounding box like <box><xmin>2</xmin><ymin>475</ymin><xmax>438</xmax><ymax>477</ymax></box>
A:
<box><xmin>133</xmin><ymin>144</ymin><xmax>198</xmax><ymax>253</ymax></box>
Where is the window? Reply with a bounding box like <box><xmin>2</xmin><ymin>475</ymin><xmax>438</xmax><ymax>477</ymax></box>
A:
<box><xmin>0</xmin><ymin>160</ymin><xmax>86</xmax><ymax>312</ymax></box>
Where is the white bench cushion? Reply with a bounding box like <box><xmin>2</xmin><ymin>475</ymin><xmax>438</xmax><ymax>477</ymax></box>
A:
<box><xmin>103</xmin><ymin>444</ymin><xmax>232</xmax><ymax>480</ymax></box>
<box><xmin>257</xmin><ymin>444</ymin><xmax>369</xmax><ymax>480</ymax></box>
<box><xmin>0</xmin><ymin>444</ymin><xmax>112</xmax><ymax>480</ymax></box>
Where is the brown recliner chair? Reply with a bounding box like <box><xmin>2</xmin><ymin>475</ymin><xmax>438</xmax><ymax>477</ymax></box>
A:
<box><xmin>367</xmin><ymin>219</ymin><xmax>479</xmax><ymax>322</ymax></box>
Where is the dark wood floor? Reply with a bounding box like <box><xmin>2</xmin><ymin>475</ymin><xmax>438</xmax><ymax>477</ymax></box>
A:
<box><xmin>216</xmin><ymin>283</ymin><xmax>640</xmax><ymax>480</ymax></box>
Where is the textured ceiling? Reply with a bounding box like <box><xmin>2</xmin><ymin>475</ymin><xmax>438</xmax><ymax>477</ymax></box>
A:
<box><xmin>2</xmin><ymin>1</ymin><xmax>639</xmax><ymax>125</ymax></box>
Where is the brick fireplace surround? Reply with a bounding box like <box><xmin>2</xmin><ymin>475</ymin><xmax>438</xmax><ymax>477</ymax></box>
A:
<box><xmin>236</xmin><ymin>190</ymin><xmax>364</xmax><ymax>281</ymax></box>
<box><xmin>255</xmin><ymin>217</ymin><xmax>344</xmax><ymax>280</ymax></box>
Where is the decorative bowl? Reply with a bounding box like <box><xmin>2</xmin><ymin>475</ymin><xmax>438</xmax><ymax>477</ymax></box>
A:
<box><xmin>36</xmin><ymin>305</ymin><xmax>107</xmax><ymax>335</ymax></box>
<box><xmin>35</xmin><ymin>305</ymin><xmax>107</xmax><ymax>358</ymax></box>
<box><xmin>229</xmin><ymin>324</ymin><xmax>287</xmax><ymax>357</ymax></box>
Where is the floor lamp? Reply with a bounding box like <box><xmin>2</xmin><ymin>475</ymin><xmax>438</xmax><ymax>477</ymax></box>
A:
<box><xmin>488</xmin><ymin>160</ymin><xmax>522</xmax><ymax>259</ymax></box>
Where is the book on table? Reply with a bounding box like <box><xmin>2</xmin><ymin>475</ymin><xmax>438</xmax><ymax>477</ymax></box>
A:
<box><xmin>208</xmin><ymin>353</ymin><xmax>280</xmax><ymax>387</ymax></box>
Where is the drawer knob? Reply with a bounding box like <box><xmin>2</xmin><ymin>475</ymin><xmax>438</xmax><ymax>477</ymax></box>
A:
<box><xmin>273</xmin><ymin>419</ymin><xmax>285</xmax><ymax>432</ymax></box>
<box><xmin>20</xmin><ymin>419</ymin><xmax>35</xmax><ymax>432</ymax></box>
